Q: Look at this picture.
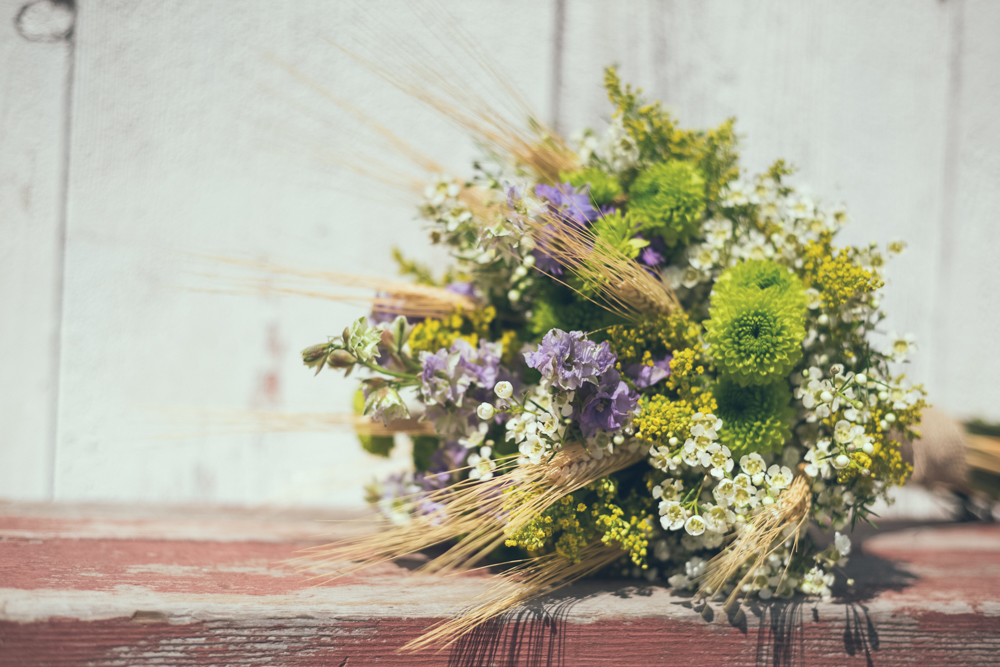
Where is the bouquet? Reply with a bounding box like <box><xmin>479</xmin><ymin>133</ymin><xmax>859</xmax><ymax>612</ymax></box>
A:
<box><xmin>296</xmin><ymin>66</ymin><xmax>926</xmax><ymax>649</ymax></box>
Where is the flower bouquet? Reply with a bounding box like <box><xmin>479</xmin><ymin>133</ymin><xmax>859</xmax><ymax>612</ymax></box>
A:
<box><xmin>296</xmin><ymin>66</ymin><xmax>926</xmax><ymax>650</ymax></box>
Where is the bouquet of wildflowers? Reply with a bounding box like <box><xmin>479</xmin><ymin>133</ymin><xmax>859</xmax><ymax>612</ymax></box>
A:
<box><xmin>298</xmin><ymin>67</ymin><xmax>926</xmax><ymax>647</ymax></box>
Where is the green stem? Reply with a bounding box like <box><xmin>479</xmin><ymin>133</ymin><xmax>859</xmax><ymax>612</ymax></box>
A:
<box><xmin>359</xmin><ymin>359</ymin><xmax>418</xmax><ymax>381</ymax></box>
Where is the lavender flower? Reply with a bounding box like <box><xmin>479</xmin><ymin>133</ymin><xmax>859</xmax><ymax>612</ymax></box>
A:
<box><xmin>535</xmin><ymin>182</ymin><xmax>598</xmax><ymax>225</ymax></box>
<box><xmin>624</xmin><ymin>355</ymin><xmax>673</xmax><ymax>389</ymax></box>
<box><xmin>578</xmin><ymin>369</ymin><xmax>639</xmax><ymax>438</ymax></box>
<box><xmin>523</xmin><ymin>329</ymin><xmax>616</xmax><ymax>390</ymax></box>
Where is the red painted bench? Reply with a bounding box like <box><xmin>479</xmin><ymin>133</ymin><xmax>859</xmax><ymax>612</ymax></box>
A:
<box><xmin>1</xmin><ymin>502</ymin><xmax>998</xmax><ymax>666</ymax></box>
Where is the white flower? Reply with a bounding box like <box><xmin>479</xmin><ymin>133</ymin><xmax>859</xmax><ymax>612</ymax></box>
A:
<box><xmin>684</xmin><ymin>515</ymin><xmax>707</xmax><ymax>536</ymax></box>
<box><xmin>467</xmin><ymin>446</ymin><xmax>496</xmax><ymax>481</ymax></box>
<box><xmin>655</xmin><ymin>479</ymin><xmax>683</xmax><ymax>502</ymax></box>
<box><xmin>834</xmin><ymin>531</ymin><xmax>851</xmax><ymax>558</ymax></box>
<box><xmin>504</xmin><ymin>415</ymin><xmax>531</xmax><ymax>443</ymax></box>
<box><xmin>477</xmin><ymin>403</ymin><xmax>495</xmax><ymax>420</ymax></box>
<box><xmin>704</xmin><ymin>504</ymin><xmax>735</xmax><ymax>532</ymax></box>
<box><xmin>766</xmin><ymin>465</ymin><xmax>794</xmax><ymax>491</ymax></box>
<box><xmin>659</xmin><ymin>501</ymin><xmax>687</xmax><ymax>531</ymax></box>
<box><xmin>649</xmin><ymin>446</ymin><xmax>679</xmax><ymax>472</ymax></box>
<box><xmin>804</xmin><ymin>288</ymin><xmax>823</xmax><ymax>310</ymax></box>
<box><xmin>704</xmin><ymin>444</ymin><xmax>734</xmax><ymax>478</ymax></box>
<box><xmin>804</xmin><ymin>440</ymin><xmax>834</xmax><ymax>478</ymax></box>
<box><xmin>886</xmin><ymin>332</ymin><xmax>917</xmax><ymax>363</ymax></box>
<box><xmin>740</xmin><ymin>453</ymin><xmax>767</xmax><ymax>486</ymax></box>
<box><xmin>518</xmin><ymin>434</ymin><xmax>546</xmax><ymax>465</ymax></box>
<box><xmin>713</xmin><ymin>477</ymin><xmax>736</xmax><ymax>503</ymax></box>
<box><xmin>681</xmin><ymin>441</ymin><xmax>702</xmax><ymax>467</ymax></box>
<box><xmin>493</xmin><ymin>381</ymin><xmax>513</xmax><ymax>399</ymax></box>
<box><xmin>459</xmin><ymin>422</ymin><xmax>489</xmax><ymax>449</ymax></box>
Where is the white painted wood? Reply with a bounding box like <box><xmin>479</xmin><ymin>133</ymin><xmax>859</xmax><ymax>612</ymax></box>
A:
<box><xmin>2</xmin><ymin>0</ymin><xmax>995</xmax><ymax>509</ymax></box>
<box><xmin>558</xmin><ymin>0</ymin><xmax>999</xmax><ymax>419</ymax></box>
<box><xmin>52</xmin><ymin>0</ymin><xmax>556</xmax><ymax>506</ymax></box>
<box><xmin>931</xmin><ymin>0</ymin><xmax>1000</xmax><ymax>421</ymax></box>
<box><xmin>0</xmin><ymin>0</ymin><xmax>71</xmax><ymax>499</ymax></box>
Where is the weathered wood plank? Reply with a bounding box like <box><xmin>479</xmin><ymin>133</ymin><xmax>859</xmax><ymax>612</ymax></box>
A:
<box><xmin>0</xmin><ymin>0</ymin><xmax>73</xmax><ymax>500</ymax></box>
<box><xmin>1</xmin><ymin>504</ymin><xmax>999</xmax><ymax>666</ymax></box>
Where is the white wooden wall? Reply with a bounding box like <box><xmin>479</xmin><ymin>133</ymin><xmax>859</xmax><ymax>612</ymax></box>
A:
<box><xmin>1</xmin><ymin>0</ymin><xmax>998</xmax><ymax>508</ymax></box>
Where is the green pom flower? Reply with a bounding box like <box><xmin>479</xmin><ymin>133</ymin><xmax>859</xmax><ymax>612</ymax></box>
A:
<box><xmin>713</xmin><ymin>378</ymin><xmax>795</xmax><ymax>457</ymax></box>
<box><xmin>715</xmin><ymin>259</ymin><xmax>806</xmax><ymax>307</ymax></box>
<box><xmin>627</xmin><ymin>161</ymin><xmax>705</xmax><ymax>247</ymax></box>
<box><xmin>705</xmin><ymin>292</ymin><xmax>806</xmax><ymax>387</ymax></box>
<box><xmin>561</xmin><ymin>167</ymin><xmax>623</xmax><ymax>207</ymax></box>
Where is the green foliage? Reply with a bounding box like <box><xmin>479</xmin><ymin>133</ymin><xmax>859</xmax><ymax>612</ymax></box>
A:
<box><xmin>590</xmin><ymin>210</ymin><xmax>647</xmax><ymax>260</ymax></box>
<box><xmin>712</xmin><ymin>378</ymin><xmax>795</xmax><ymax>457</ymax></box>
<box><xmin>412</xmin><ymin>435</ymin><xmax>440</xmax><ymax>472</ymax></box>
<box><xmin>354</xmin><ymin>389</ymin><xmax>394</xmax><ymax>457</ymax></box>
<box><xmin>628</xmin><ymin>161</ymin><xmax>706</xmax><ymax>247</ymax></box>
<box><xmin>527</xmin><ymin>282</ymin><xmax>624</xmax><ymax>340</ymax></box>
<box><xmin>561</xmin><ymin>167</ymin><xmax>623</xmax><ymax>207</ymax></box>
<box><xmin>603</xmin><ymin>66</ymin><xmax>739</xmax><ymax>201</ymax></box>
<box><xmin>391</xmin><ymin>247</ymin><xmax>459</xmax><ymax>286</ymax></box>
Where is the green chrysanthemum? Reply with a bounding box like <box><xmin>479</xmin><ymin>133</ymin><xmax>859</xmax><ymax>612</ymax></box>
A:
<box><xmin>561</xmin><ymin>167</ymin><xmax>623</xmax><ymax>207</ymax></box>
<box><xmin>713</xmin><ymin>378</ymin><xmax>795</xmax><ymax>457</ymax></box>
<box><xmin>715</xmin><ymin>259</ymin><xmax>807</xmax><ymax>309</ymax></box>
<box><xmin>627</xmin><ymin>161</ymin><xmax>705</xmax><ymax>247</ymax></box>
<box><xmin>705</xmin><ymin>265</ymin><xmax>807</xmax><ymax>385</ymax></box>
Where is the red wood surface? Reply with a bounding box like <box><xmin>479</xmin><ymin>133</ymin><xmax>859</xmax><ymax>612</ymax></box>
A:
<box><xmin>1</xmin><ymin>502</ymin><xmax>999</xmax><ymax>666</ymax></box>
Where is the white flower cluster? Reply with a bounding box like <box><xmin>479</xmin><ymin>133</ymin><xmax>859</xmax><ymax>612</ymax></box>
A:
<box><xmin>573</xmin><ymin>116</ymin><xmax>640</xmax><ymax>174</ymax></box>
<box><xmin>650</xmin><ymin>411</ymin><xmax>798</xmax><ymax>553</ymax></box>
<box><xmin>665</xmin><ymin>177</ymin><xmax>849</xmax><ymax>290</ymax></box>
<box><xmin>503</xmin><ymin>385</ymin><xmax>571</xmax><ymax>465</ymax></box>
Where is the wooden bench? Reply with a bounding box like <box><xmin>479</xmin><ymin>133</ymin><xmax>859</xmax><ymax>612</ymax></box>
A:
<box><xmin>1</xmin><ymin>502</ymin><xmax>998</xmax><ymax>666</ymax></box>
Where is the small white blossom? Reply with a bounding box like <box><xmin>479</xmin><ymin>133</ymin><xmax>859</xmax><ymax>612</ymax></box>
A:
<box><xmin>766</xmin><ymin>465</ymin><xmax>794</xmax><ymax>491</ymax></box>
<box><xmin>834</xmin><ymin>531</ymin><xmax>851</xmax><ymax>558</ymax></box>
<box><xmin>477</xmin><ymin>403</ymin><xmax>495</xmax><ymax>420</ymax></box>
<box><xmin>659</xmin><ymin>501</ymin><xmax>687</xmax><ymax>531</ymax></box>
<box><xmin>493</xmin><ymin>381</ymin><xmax>513</xmax><ymax>399</ymax></box>
<box><xmin>740</xmin><ymin>453</ymin><xmax>767</xmax><ymax>486</ymax></box>
<box><xmin>467</xmin><ymin>446</ymin><xmax>496</xmax><ymax>481</ymax></box>
<box><xmin>684</xmin><ymin>514</ymin><xmax>707</xmax><ymax>536</ymax></box>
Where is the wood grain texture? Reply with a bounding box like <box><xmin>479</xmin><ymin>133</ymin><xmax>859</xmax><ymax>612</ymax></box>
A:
<box><xmin>0</xmin><ymin>0</ymin><xmax>72</xmax><ymax>500</ymax></box>
<box><xmin>1</xmin><ymin>504</ymin><xmax>999</xmax><ymax>666</ymax></box>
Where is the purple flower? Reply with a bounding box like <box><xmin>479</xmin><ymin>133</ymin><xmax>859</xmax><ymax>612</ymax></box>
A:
<box><xmin>578</xmin><ymin>369</ymin><xmax>639</xmax><ymax>438</ymax></box>
<box><xmin>523</xmin><ymin>329</ymin><xmax>616</xmax><ymax>390</ymax></box>
<box><xmin>637</xmin><ymin>234</ymin><xmax>667</xmax><ymax>266</ymax></box>
<box><xmin>445</xmin><ymin>281</ymin><xmax>477</xmax><ymax>298</ymax></box>
<box><xmin>535</xmin><ymin>182</ymin><xmax>598</xmax><ymax>225</ymax></box>
<box><xmin>531</xmin><ymin>247</ymin><xmax>564</xmax><ymax>276</ymax></box>
<box><xmin>624</xmin><ymin>355</ymin><xmax>673</xmax><ymax>389</ymax></box>
<box><xmin>419</xmin><ymin>339</ymin><xmax>501</xmax><ymax>407</ymax></box>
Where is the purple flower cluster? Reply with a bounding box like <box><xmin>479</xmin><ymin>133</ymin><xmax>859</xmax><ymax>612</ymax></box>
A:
<box><xmin>577</xmin><ymin>368</ymin><xmax>638</xmax><ymax>438</ymax></box>
<box><xmin>523</xmin><ymin>329</ymin><xmax>616</xmax><ymax>390</ymax></box>
<box><xmin>523</xmin><ymin>329</ymin><xmax>638</xmax><ymax>438</ymax></box>
<box><xmin>535</xmin><ymin>182</ymin><xmax>598</xmax><ymax>225</ymax></box>
<box><xmin>420</xmin><ymin>339</ymin><xmax>501</xmax><ymax>407</ymax></box>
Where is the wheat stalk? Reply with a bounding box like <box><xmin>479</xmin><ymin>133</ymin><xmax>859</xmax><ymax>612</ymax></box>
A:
<box><xmin>524</xmin><ymin>212</ymin><xmax>680</xmax><ymax>317</ymax></box>
<box><xmin>190</xmin><ymin>255</ymin><xmax>475</xmax><ymax>320</ymax></box>
<box><xmin>296</xmin><ymin>442</ymin><xmax>646</xmax><ymax>582</ymax></box>
<box><xmin>695</xmin><ymin>474</ymin><xmax>812</xmax><ymax>610</ymax></box>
